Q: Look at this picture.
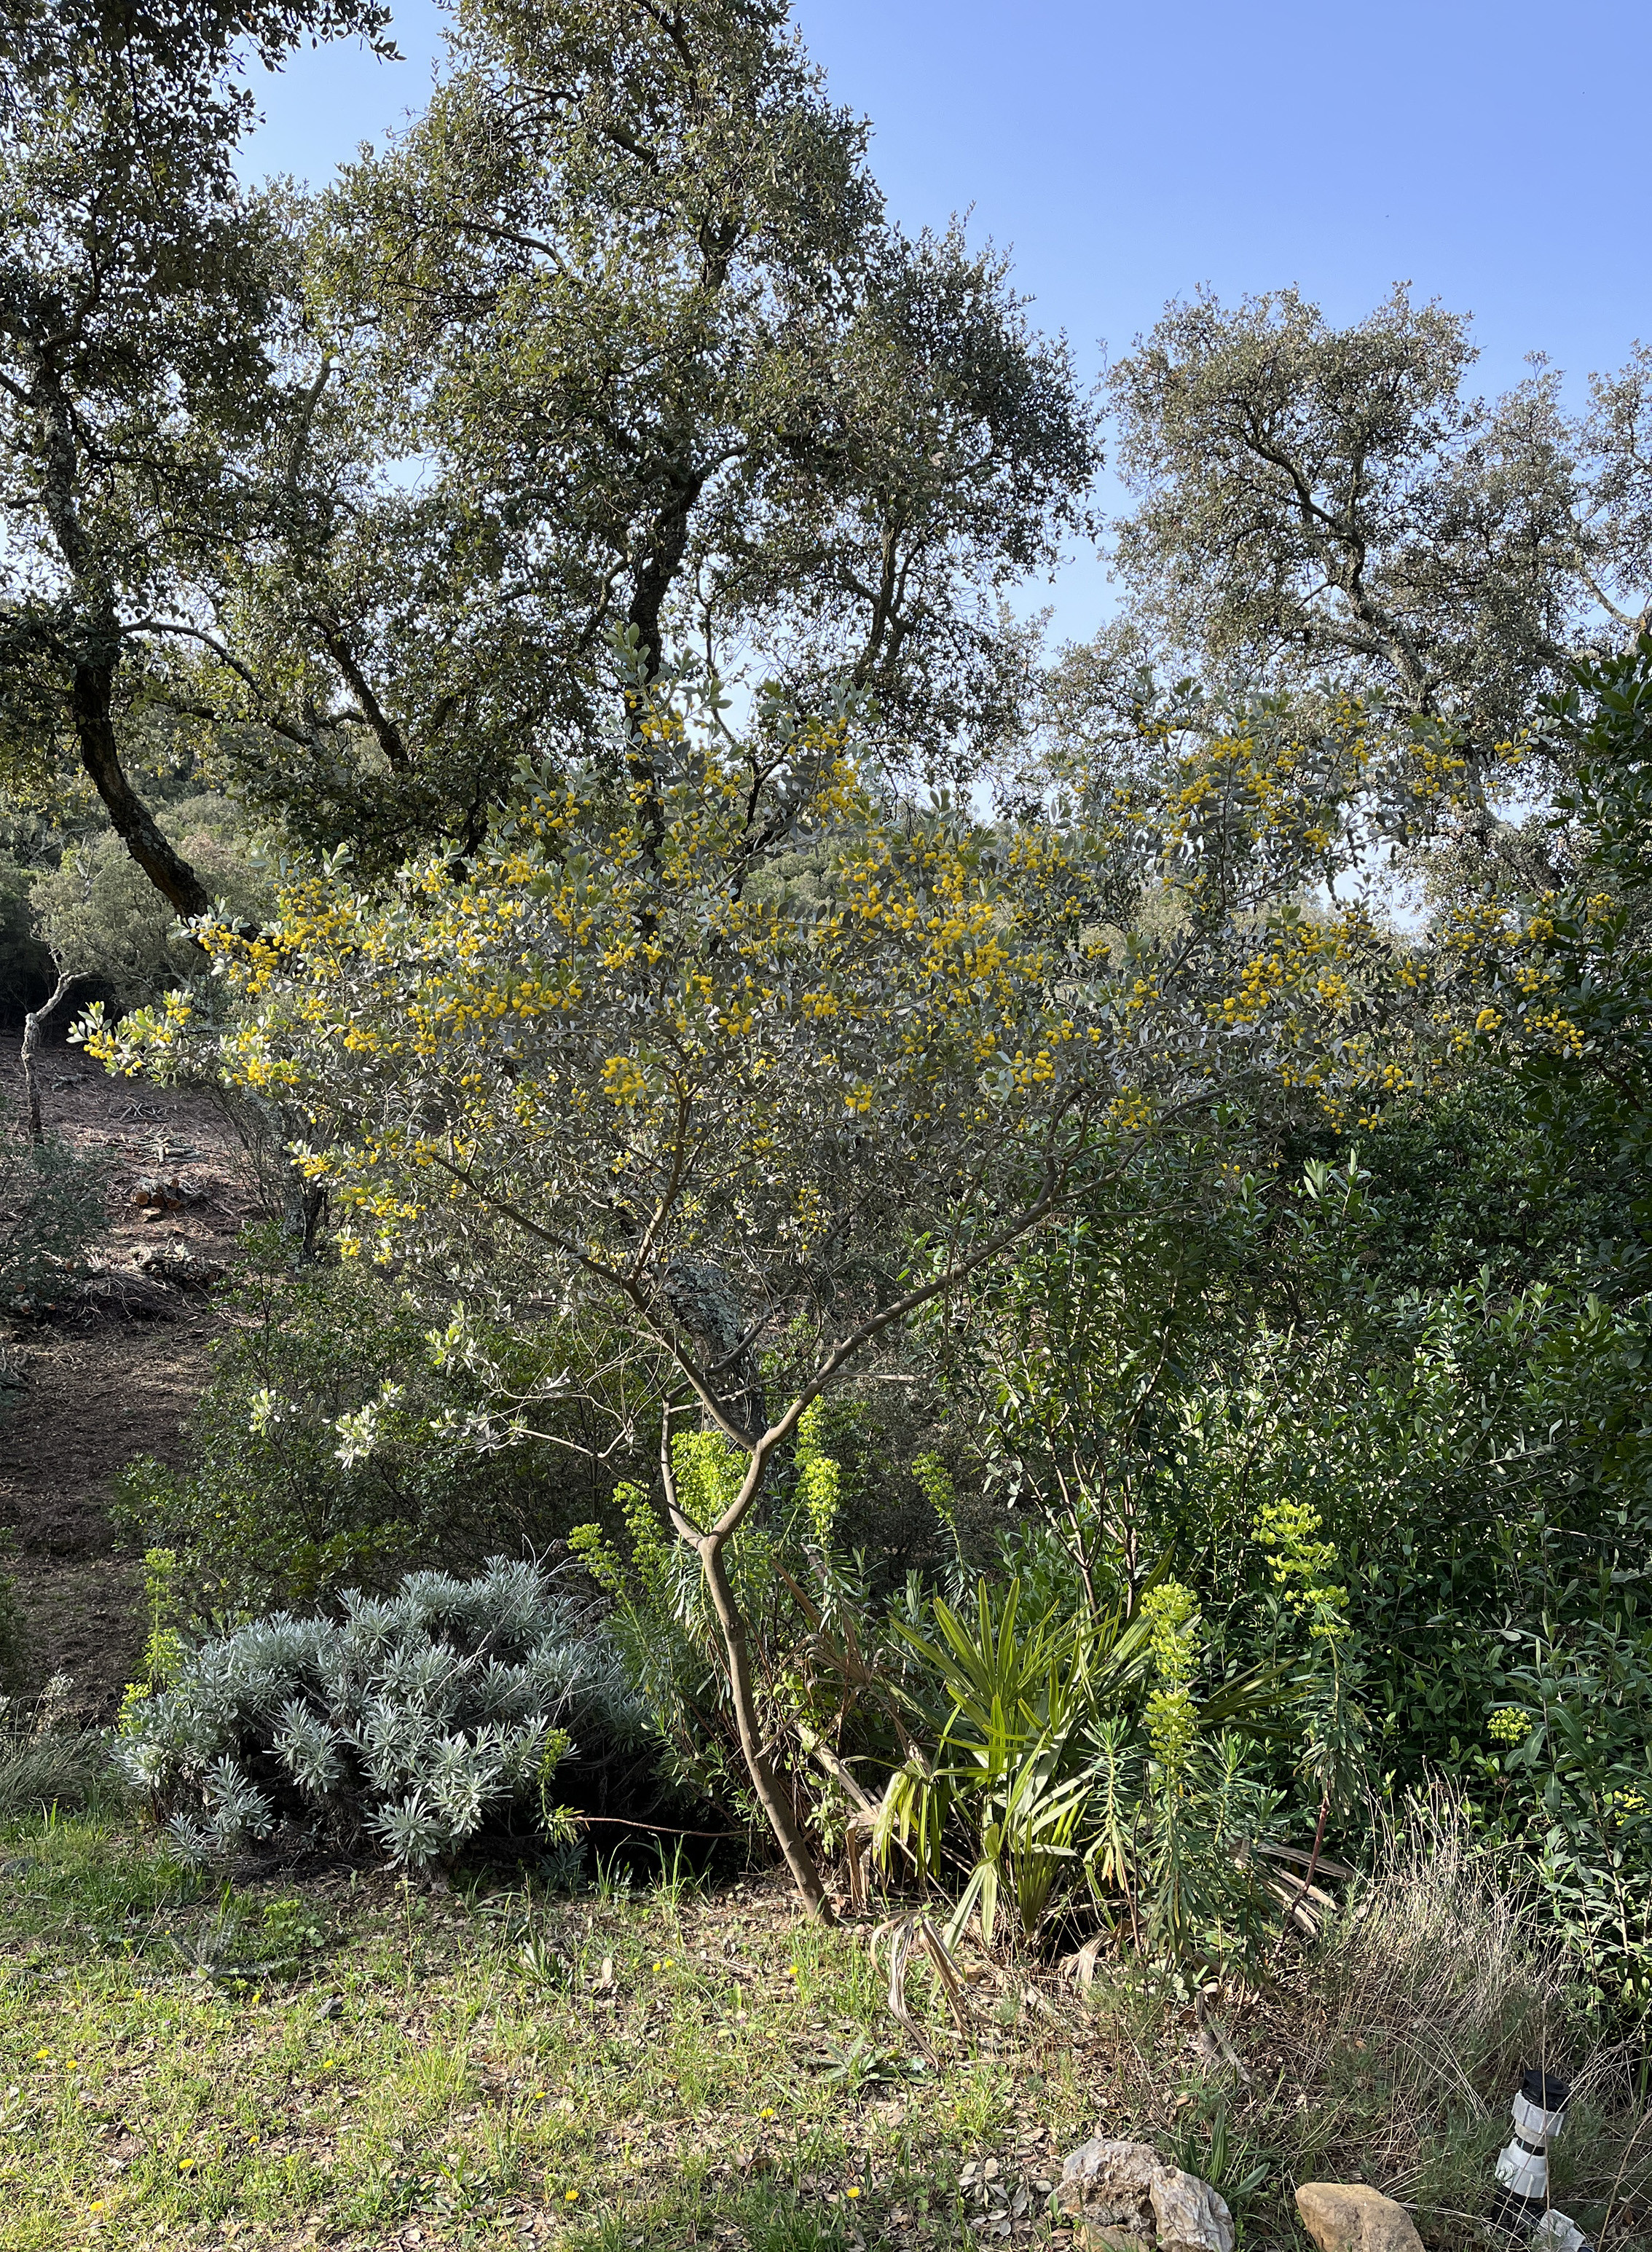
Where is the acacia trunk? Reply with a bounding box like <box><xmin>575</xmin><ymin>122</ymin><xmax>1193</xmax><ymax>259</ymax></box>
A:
<box><xmin>698</xmin><ymin>1531</ymin><xmax>835</xmax><ymax>1921</ymax></box>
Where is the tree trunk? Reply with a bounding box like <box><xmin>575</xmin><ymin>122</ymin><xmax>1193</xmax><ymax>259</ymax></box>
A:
<box><xmin>280</xmin><ymin>1167</ymin><xmax>329</xmax><ymax>1265</ymax></box>
<box><xmin>20</xmin><ymin>970</ymin><xmax>85</xmax><ymax>1145</ymax></box>
<box><xmin>72</xmin><ymin>652</ymin><xmax>212</xmax><ymax>920</ymax></box>
<box><xmin>699</xmin><ymin>1531</ymin><xmax>835</xmax><ymax>1921</ymax></box>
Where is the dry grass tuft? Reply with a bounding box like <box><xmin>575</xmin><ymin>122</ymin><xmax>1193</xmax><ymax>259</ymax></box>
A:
<box><xmin>0</xmin><ymin>1674</ymin><xmax>107</xmax><ymax>1819</ymax></box>
<box><xmin>1238</xmin><ymin>1790</ymin><xmax>1652</xmax><ymax>2245</ymax></box>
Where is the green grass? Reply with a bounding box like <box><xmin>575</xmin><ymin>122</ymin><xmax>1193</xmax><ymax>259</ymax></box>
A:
<box><xmin>0</xmin><ymin>1819</ymin><xmax>1104</xmax><ymax>2251</ymax></box>
<box><xmin>2</xmin><ymin>1810</ymin><xmax>1648</xmax><ymax>2252</ymax></box>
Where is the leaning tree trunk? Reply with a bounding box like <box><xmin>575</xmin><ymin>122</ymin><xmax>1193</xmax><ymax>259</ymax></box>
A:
<box><xmin>698</xmin><ymin>1526</ymin><xmax>835</xmax><ymax>1922</ymax></box>
<box><xmin>71</xmin><ymin>648</ymin><xmax>211</xmax><ymax>921</ymax></box>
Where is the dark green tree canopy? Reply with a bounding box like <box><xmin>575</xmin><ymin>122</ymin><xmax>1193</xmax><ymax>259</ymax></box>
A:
<box><xmin>0</xmin><ymin>0</ymin><xmax>391</xmax><ymax>914</ymax></box>
<box><xmin>186</xmin><ymin>0</ymin><xmax>1099</xmax><ymax>869</ymax></box>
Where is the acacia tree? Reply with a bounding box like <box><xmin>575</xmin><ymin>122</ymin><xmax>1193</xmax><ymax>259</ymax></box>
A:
<box><xmin>0</xmin><ymin>0</ymin><xmax>391</xmax><ymax>911</ymax></box>
<box><xmin>89</xmin><ymin>653</ymin><xmax>1455</xmax><ymax>1911</ymax></box>
<box><xmin>1436</xmin><ymin>636</ymin><xmax>1652</xmax><ymax>1123</ymax></box>
<box><xmin>1102</xmin><ymin>287</ymin><xmax>1652</xmax><ymax>746</ymax></box>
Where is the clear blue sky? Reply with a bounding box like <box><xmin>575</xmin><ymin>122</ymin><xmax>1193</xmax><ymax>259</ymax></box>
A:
<box><xmin>242</xmin><ymin>0</ymin><xmax>1652</xmax><ymax>643</ymax></box>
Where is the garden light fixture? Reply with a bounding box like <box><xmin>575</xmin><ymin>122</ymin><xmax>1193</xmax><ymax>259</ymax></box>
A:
<box><xmin>1491</xmin><ymin>2071</ymin><xmax>1594</xmax><ymax>2251</ymax></box>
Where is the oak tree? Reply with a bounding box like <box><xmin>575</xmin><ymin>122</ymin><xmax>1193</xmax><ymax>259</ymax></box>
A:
<box><xmin>1104</xmin><ymin>287</ymin><xmax>1652</xmax><ymax>746</ymax></box>
<box><xmin>0</xmin><ymin>0</ymin><xmax>390</xmax><ymax>910</ymax></box>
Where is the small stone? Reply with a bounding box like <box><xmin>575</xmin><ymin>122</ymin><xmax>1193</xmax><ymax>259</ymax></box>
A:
<box><xmin>1295</xmin><ymin>2183</ymin><xmax>1423</xmax><ymax>2252</ymax></box>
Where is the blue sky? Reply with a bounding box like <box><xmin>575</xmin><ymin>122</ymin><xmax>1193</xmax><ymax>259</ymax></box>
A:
<box><xmin>242</xmin><ymin>0</ymin><xmax>1652</xmax><ymax>643</ymax></box>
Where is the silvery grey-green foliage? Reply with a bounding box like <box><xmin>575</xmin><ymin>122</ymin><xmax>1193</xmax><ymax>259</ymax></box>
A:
<box><xmin>1106</xmin><ymin>287</ymin><xmax>1652</xmax><ymax>745</ymax></box>
<box><xmin>115</xmin><ymin>1558</ymin><xmax>645</xmax><ymax>1869</ymax></box>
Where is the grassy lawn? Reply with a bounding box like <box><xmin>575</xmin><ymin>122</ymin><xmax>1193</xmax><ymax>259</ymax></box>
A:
<box><xmin>0</xmin><ymin>1817</ymin><xmax>1121</xmax><ymax>2252</ymax></box>
<box><xmin>4</xmin><ymin>1810</ymin><xmax>1646</xmax><ymax>2252</ymax></box>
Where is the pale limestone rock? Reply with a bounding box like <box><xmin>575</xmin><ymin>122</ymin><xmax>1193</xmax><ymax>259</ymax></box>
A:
<box><xmin>1058</xmin><ymin>2137</ymin><xmax>1235</xmax><ymax>2252</ymax></box>
<box><xmin>1058</xmin><ymin>2138</ymin><xmax>1159</xmax><ymax>2236</ymax></box>
<box><xmin>1151</xmin><ymin>2164</ymin><xmax>1237</xmax><ymax>2252</ymax></box>
<box><xmin>1294</xmin><ymin>2183</ymin><xmax>1424</xmax><ymax>2252</ymax></box>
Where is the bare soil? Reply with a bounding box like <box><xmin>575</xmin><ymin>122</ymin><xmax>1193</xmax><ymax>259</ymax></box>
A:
<box><xmin>1</xmin><ymin>1032</ymin><xmax>259</xmax><ymax>1716</ymax></box>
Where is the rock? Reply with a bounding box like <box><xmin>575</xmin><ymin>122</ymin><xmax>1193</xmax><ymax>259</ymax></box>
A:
<box><xmin>1058</xmin><ymin>2138</ymin><xmax>1234</xmax><ymax>2252</ymax></box>
<box><xmin>1294</xmin><ymin>2183</ymin><xmax>1423</xmax><ymax>2252</ymax></box>
<box><xmin>1152</xmin><ymin>2165</ymin><xmax>1236</xmax><ymax>2251</ymax></box>
<box><xmin>1059</xmin><ymin>2139</ymin><xmax>1159</xmax><ymax>2237</ymax></box>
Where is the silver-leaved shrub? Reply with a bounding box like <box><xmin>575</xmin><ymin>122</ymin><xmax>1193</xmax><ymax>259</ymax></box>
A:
<box><xmin>114</xmin><ymin>1558</ymin><xmax>645</xmax><ymax>1868</ymax></box>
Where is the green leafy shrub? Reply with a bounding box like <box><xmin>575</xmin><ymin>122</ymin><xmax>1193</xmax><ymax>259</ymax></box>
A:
<box><xmin>1462</xmin><ymin>1621</ymin><xmax>1652</xmax><ymax>2007</ymax></box>
<box><xmin>576</xmin><ymin>1422</ymin><xmax>1292</xmax><ymax>1963</ymax></box>
<box><xmin>873</xmin><ymin>1569</ymin><xmax>1284</xmax><ymax>1963</ymax></box>
<box><xmin>30</xmin><ymin>794</ymin><xmax>271</xmax><ymax>1010</ymax></box>
<box><xmin>115</xmin><ymin>1232</ymin><xmax>637</xmax><ymax>1608</ymax></box>
<box><xmin>0</xmin><ymin>1102</ymin><xmax>108</xmax><ymax>1310</ymax></box>
<box><xmin>113</xmin><ymin>1557</ymin><xmax>646</xmax><ymax>1868</ymax></box>
<box><xmin>926</xmin><ymin>1129</ymin><xmax>1652</xmax><ymax>1993</ymax></box>
<box><xmin>570</xmin><ymin>1429</ymin><xmax>830</xmax><ymax>1821</ymax></box>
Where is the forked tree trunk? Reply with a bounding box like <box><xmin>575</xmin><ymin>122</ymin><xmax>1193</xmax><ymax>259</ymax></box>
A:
<box><xmin>20</xmin><ymin>970</ymin><xmax>86</xmax><ymax>1144</ymax></box>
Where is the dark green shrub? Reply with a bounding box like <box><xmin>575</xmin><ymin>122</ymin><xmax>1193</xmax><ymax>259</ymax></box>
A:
<box><xmin>115</xmin><ymin>1230</ymin><xmax>642</xmax><ymax>1609</ymax></box>
<box><xmin>0</xmin><ymin>856</ymin><xmax>53</xmax><ymax>1023</ymax></box>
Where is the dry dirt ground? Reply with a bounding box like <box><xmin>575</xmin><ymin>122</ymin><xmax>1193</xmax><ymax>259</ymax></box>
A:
<box><xmin>1</xmin><ymin>1030</ymin><xmax>259</xmax><ymax>1717</ymax></box>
